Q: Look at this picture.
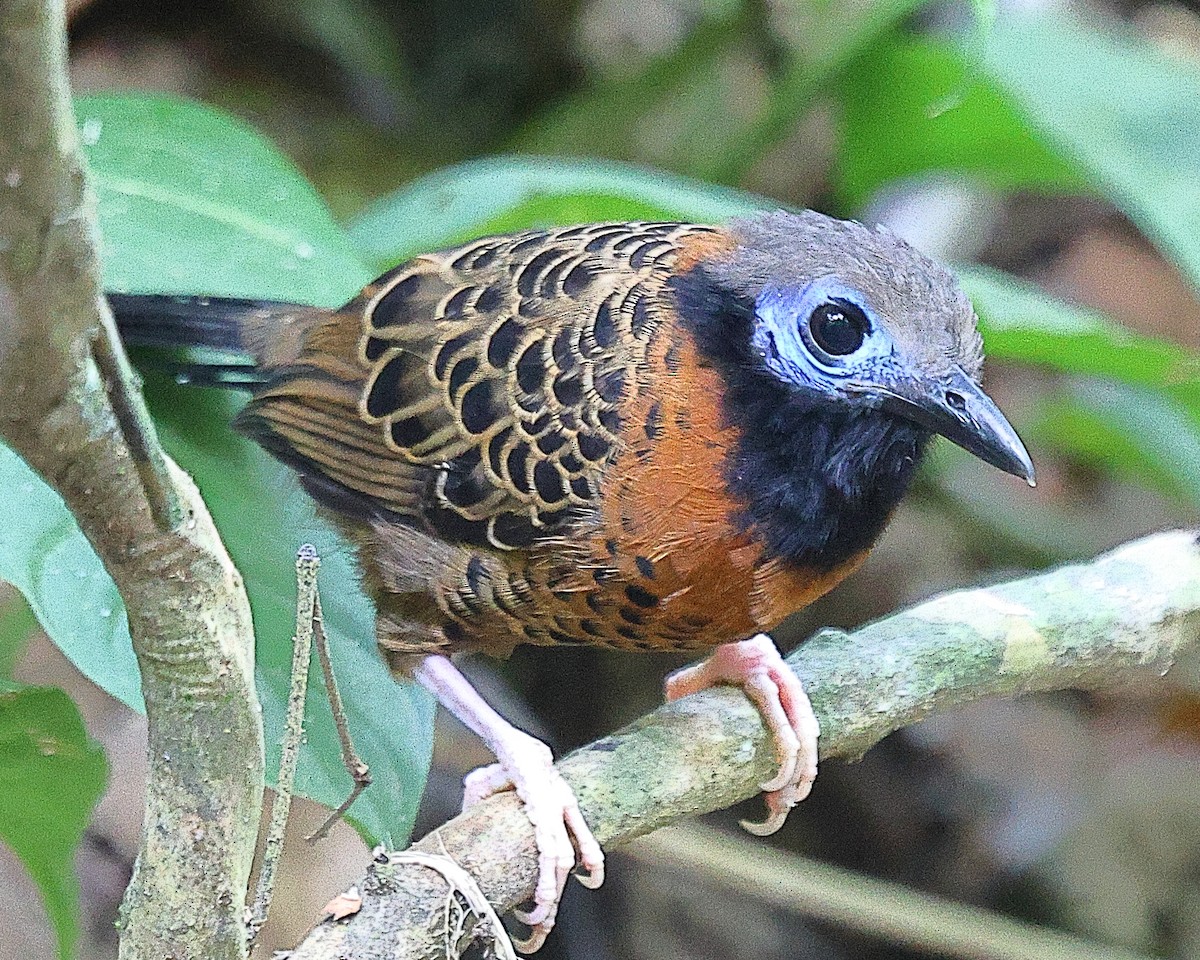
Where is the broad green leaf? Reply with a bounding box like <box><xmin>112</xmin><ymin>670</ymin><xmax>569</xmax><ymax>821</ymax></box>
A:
<box><xmin>960</xmin><ymin>267</ymin><xmax>1200</xmax><ymax>402</ymax></box>
<box><xmin>0</xmin><ymin>686</ymin><xmax>107</xmax><ymax>960</ymax></box>
<box><xmin>349</xmin><ymin>155</ymin><xmax>765</xmax><ymax>270</ymax></box>
<box><xmin>834</xmin><ymin>37</ymin><xmax>1084</xmax><ymax>210</ymax></box>
<box><xmin>1031</xmin><ymin>385</ymin><xmax>1200</xmax><ymax>506</ymax></box>
<box><xmin>0</xmin><ymin>592</ymin><xmax>39</xmax><ymax>680</ymax></box>
<box><xmin>0</xmin><ymin>447</ymin><xmax>142</xmax><ymax>708</ymax></box>
<box><xmin>78</xmin><ymin>94</ymin><xmax>372</xmax><ymax>305</ymax></box>
<box><xmin>0</xmin><ymin>94</ymin><xmax>431</xmax><ymax>843</ymax></box>
<box><xmin>979</xmin><ymin>15</ymin><xmax>1200</xmax><ymax>294</ymax></box>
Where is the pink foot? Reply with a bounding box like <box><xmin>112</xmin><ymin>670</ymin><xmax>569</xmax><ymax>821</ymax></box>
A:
<box><xmin>414</xmin><ymin>655</ymin><xmax>604</xmax><ymax>954</ymax></box>
<box><xmin>460</xmin><ymin>730</ymin><xmax>605</xmax><ymax>952</ymax></box>
<box><xmin>664</xmin><ymin>633</ymin><xmax>819</xmax><ymax>836</ymax></box>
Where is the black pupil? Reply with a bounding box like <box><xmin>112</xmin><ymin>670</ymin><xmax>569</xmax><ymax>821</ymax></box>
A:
<box><xmin>808</xmin><ymin>298</ymin><xmax>867</xmax><ymax>356</ymax></box>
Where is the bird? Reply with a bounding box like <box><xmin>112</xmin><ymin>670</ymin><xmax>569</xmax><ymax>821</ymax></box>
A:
<box><xmin>110</xmin><ymin>210</ymin><xmax>1035</xmax><ymax>951</ymax></box>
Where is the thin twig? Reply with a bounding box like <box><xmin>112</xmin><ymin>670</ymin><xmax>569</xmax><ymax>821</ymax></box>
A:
<box><xmin>305</xmin><ymin>590</ymin><xmax>372</xmax><ymax>843</ymax></box>
<box><xmin>90</xmin><ymin>315</ymin><xmax>181</xmax><ymax>531</ymax></box>
<box><xmin>247</xmin><ymin>545</ymin><xmax>320</xmax><ymax>943</ymax></box>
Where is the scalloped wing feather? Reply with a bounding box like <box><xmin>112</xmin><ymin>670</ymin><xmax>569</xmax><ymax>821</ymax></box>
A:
<box><xmin>239</xmin><ymin>222</ymin><xmax>718</xmax><ymax>550</ymax></box>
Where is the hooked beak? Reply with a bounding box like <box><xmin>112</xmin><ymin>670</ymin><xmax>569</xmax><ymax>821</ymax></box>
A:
<box><xmin>864</xmin><ymin>365</ymin><xmax>1036</xmax><ymax>485</ymax></box>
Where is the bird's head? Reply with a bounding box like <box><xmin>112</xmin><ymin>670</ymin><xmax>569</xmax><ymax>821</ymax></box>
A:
<box><xmin>685</xmin><ymin>209</ymin><xmax>1035</xmax><ymax>486</ymax></box>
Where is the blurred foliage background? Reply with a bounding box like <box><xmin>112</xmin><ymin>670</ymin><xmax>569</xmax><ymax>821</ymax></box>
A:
<box><xmin>4</xmin><ymin>0</ymin><xmax>1200</xmax><ymax>958</ymax></box>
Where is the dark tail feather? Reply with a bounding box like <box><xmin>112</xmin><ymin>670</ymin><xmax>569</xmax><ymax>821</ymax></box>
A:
<box><xmin>107</xmin><ymin>293</ymin><xmax>286</xmax><ymax>390</ymax></box>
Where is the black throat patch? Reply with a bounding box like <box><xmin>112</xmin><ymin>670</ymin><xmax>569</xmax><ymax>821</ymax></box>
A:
<box><xmin>669</xmin><ymin>265</ymin><xmax>931</xmax><ymax>571</ymax></box>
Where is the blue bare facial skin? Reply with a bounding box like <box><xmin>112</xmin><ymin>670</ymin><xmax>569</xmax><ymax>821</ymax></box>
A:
<box><xmin>751</xmin><ymin>277</ymin><xmax>1035</xmax><ymax>485</ymax></box>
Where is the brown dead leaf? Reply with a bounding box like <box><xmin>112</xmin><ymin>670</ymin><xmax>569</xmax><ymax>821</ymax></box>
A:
<box><xmin>321</xmin><ymin>886</ymin><xmax>362</xmax><ymax>921</ymax></box>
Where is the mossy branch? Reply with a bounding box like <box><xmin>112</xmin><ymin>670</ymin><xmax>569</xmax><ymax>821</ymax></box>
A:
<box><xmin>0</xmin><ymin>1</ymin><xmax>263</xmax><ymax>958</ymax></box>
<box><xmin>290</xmin><ymin>529</ymin><xmax>1200</xmax><ymax>960</ymax></box>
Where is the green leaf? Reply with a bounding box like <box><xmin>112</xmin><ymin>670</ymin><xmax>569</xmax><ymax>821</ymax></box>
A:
<box><xmin>960</xmin><ymin>266</ymin><xmax>1200</xmax><ymax>401</ymax></box>
<box><xmin>834</xmin><ymin>36</ymin><xmax>1084</xmax><ymax>210</ymax></box>
<box><xmin>1035</xmin><ymin>381</ymin><xmax>1200</xmax><ymax>506</ymax></box>
<box><xmin>0</xmin><ymin>592</ymin><xmax>39</xmax><ymax>680</ymax></box>
<box><xmin>978</xmin><ymin>15</ymin><xmax>1200</xmax><ymax>293</ymax></box>
<box><xmin>78</xmin><ymin>94</ymin><xmax>372</xmax><ymax>306</ymax></box>
<box><xmin>0</xmin><ymin>447</ymin><xmax>142</xmax><ymax>709</ymax></box>
<box><xmin>0</xmin><ymin>686</ymin><xmax>107</xmax><ymax>960</ymax></box>
<box><xmin>349</xmin><ymin>155</ymin><xmax>766</xmax><ymax>270</ymax></box>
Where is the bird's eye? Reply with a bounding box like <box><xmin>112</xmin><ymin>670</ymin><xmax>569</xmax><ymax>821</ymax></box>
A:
<box><xmin>807</xmin><ymin>298</ymin><xmax>868</xmax><ymax>356</ymax></box>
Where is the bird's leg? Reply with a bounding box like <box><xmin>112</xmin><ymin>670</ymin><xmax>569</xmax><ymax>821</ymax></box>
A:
<box><xmin>413</xmin><ymin>655</ymin><xmax>604</xmax><ymax>952</ymax></box>
<box><xmin>664</xmin><ymin>633</ymin><xmax>819</xmax><ymax>836</ymax></box>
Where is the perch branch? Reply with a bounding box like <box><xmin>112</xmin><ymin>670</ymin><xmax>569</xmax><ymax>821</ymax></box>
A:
<box><xmin>290</xmin><ymin>529</ymin><xmax>1200</xmax><ymax>960</ymax></box>
<box><xmin>0</xmin><ymin>2</ymin><xmax>263</xmax><ymax>958</ymax></box>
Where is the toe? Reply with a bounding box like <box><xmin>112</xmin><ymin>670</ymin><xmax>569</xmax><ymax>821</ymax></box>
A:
<box><xmin>740</xmin><ymin>788</ymin><xmax>796</xmax><ymax>837</ymax></box>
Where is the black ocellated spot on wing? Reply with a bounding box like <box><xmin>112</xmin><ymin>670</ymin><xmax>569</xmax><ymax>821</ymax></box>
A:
<box><xmin>475</xmin><ymin>284</ymin><xmax>504</xmax><ymax>313</ymax></box>
<box><xmin>451</xmin><ymin>241</ymin><xmax>500</xmax><ymax>271</ymax></box>
<box><xmin>533</xmin><ymin>459</ymin><xmax>566</xmax><ymax>506</ymax></box>
<box><xmin>590</xmin><ymin>297</ymin><xmax>619</xmax><ymax>350</ymax></box>
<box><xmin>437</xmin><ymin>448</ymin><xmax>498</xmax><ymax>514</ymax></box>
<box><xmin>355</xmin><ymin>221</ymin><xmax>717</xmax><ymax>549</ymax></box>
<box><xmin>626</xmin><ymin>287</ymin><xmax>654</xmax><ymax>339</ymax></box>
<box><xmin>487</xmin><ymin>317</ymin><xmax>522</xmax><ymax>367</ymax></box>
<box><xmin>364</xmin><ymin>353</ymin><xmax>407</xmax><ymax>418</ymax></box>
<box><xmin>584</xmin><ymin>229</ymin><xmax>628</xmax><ymax>253</ymax></box>
<box><xmin>506</xmin><ymin>443</ymin><xmax>532</xmax><ymax>494</ymax></box>
<box><xmin>540</xmin><ymin>256</ymin><xmax>579</xmax><ymax>299</ymax></box>
<box><xmin>364</xmin><ymin>336</ymin><xmax>388</xmax><ymax>361</ymax></box>
<box><xmin>485</xmin><ymin>425</ymin><xmax>512</xmax><ymax>478</ymax></box>
<box><xmin>562</xmin><ymin>261</ymin><xmax>595</xmax><ymax>298</ymax></box>
<box><xmin>570</xmin><ymin>476</ymin><xmax>592</xmax><ymax>499</ymax></box>
<box><xmin>459</xmin><ymin>380</ymin><xmax>503</xmax><ymax>436</ymax></box>
<box><xmin>447</xmin><ymin>356</ymin><xmax>478</xmax><ymax>397</ymax></box>
<box><xmin>489</xmin><ymin>512</ymin><xmax>538</xmax><ymax>549</ymax></box>
<box><xmin>516</xmin><ymin>249</ymin><xmax>565</xmax><ymax>298</ymax></box>
<box><xmin>551</xmin><ymin>326</ymin><xmax>576</xmax><ymax>371</ymax></box>
<box><xmin>630</xmin><ymin>239</ymin><xmax>673</xmax><ymax>269</ymax></box>
<box><xmin>553</xmin><ymin>373</ymin><xmax>583</xmax><ymax>407</ymax></box>
<box><xmin>510</xmin><ymin>232</ymin><xmax>547</xmax><ymax>256</ymax></box>
<box><xmin>578</xmin><ymin>433</ymin><xmax>610</xmax><ymax>463</ymax></box>
<box><xmin>435</xmin><ymin>331</ymin><xmax>474</xmax><ymax>380</ymax></box>
<box><xmin>515</xmin><ymin>340</ymin><xmax>545</xmax><ymax>395</ymax></box>
<box><xmin>369</xmin><ymin>273</ymin><xmax>425</xmax><ymax>330</ymax></box>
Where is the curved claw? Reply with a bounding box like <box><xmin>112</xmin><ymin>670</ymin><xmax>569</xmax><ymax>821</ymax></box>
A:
<box><xmin>574</xmin><ymin>863</ymin><xmax>605</xmax><ymax>890</ymax></box>
<box><xmin>666</xmin><ymin>634</ymin><xmax>820</xmax><ymax>840</ymax></box>
<box><xmin>740</xmin><ymin>792</ymin><xmax>794</xmax><ymax>836</ymax></box>
<box><xmin>513</xmin><ymin>926</ymin><xmax>552</xmax><ymax>954</ymax></box>
<box><xmin>460</xmin><ymin>730</ymin><xmax>604</xmax><ymax>953</ymax></box>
